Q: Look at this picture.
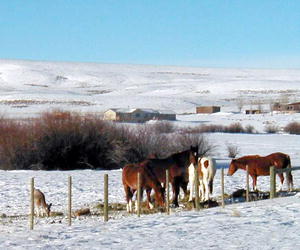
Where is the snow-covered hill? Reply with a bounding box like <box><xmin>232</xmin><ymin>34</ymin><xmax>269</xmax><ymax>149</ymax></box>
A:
<box><xmin>1</xmin><ymin>59</ymin><xmax>300</xmax><ymax>118</ymax></box>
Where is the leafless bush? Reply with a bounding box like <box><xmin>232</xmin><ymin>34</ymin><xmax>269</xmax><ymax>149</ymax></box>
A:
<box><xmin>173</xmin><ymin>133</ymin><xmax>215</xmax><ymax>157</ymax></box>
<box><xmin>181</xmin><ymin>123</ymin><xmax>256</xmax><ymax>134</ymax></box>
<box><xmin>150</xmin><ymin>121</ymin><xmax>175</xmax><ymax>134</ymax></box>
<box><xmin>284</xmin><ymin>122</ymin><xmax>300</xmax><ymax>135</ymax></box>
<box><xmin>245</xmin><ymin>125</ymin><xmax>256</xmax><ymax>134</ymax></box>
<box><xmin>226</xmin><ymin>144</ymin><xmax>240</xmax><ymax>158</ymax></box>
<box><xmin>226</xmin><ymin>123</ymin><xmax>244</xmax><ymax>133</ymax></box>
<box><xmin>264</xmin><ymin>124</ymin><xmax>280</xmax><ymax>134</ymax></box>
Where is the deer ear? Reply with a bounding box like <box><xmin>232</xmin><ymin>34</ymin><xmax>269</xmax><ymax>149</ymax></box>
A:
<box><xmin>48</xmin><ymin>203</ymin><xmax>52</xmax><ymax>209</ymax></box>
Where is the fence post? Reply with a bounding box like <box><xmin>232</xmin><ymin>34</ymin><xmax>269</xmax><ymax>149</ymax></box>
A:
<box><xmin>246</xmin><ymin>165</ymin><xmax>249</xmax><ymax>202</ymax></box>
<box><xmin>68</xmin><ymin>176</ymin><xmax>72</xmax><ymax>226</ymax></box>
<box><xmin>165</xmin><ymin>169</ymin><xmax>170</xmax><ymax>215</ymax></box>
<box><xmin>270</xmin><ymin>166</ymin><xmax>276</xmax><ymax>199</ymax></box>
<box><xmin>221</xmin><ymin>168</ymin><xmax>225</xmax><ymax>208</ymax></box>
<box><xmin>194</xmin><ymin>167</ymin><xmax>200</xmax><ymax>210</ymax></box>
<box><xmin>29</xmin><ymin>177</ymin><xmax>34</xmax><ymax>230</ymax></box>
<box><xmin>137</xmin><ymin>172</ymin><xmax>141</xmax><ymax>217</ymax></box>
<box><xmin>104</xmin><ymin>174</ymin><xmax>109</xmax><ymax>222</ymax></box>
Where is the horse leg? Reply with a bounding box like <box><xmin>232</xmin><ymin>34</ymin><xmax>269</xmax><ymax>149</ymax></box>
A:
<box><xmin>181</xmin><ymin>182</ymin><xmax>189</xmax><ymax>200</ymax></box>
<box><xmin>146</xmin><ymin>188</ymin><xmax>154</xmax><ymax>209</ymax></box>
<box><xmin>188</xmin><ymin>164</ymin><xmax>195</xmax><ymax>202</ymax></box>
<box><xmin>278</xmin><ymin>173</ymin><xmax>284</xmax><ymax>191</ymax></box>
<box><xmin>252</xmin><ymin>175</ymin><xmax>258</xmax><ymax>191</ymax></box>
<box><xmin>171</xmin><ymin>178</ymin><xmax>180</xmax><ymax>207</ymax></box>
<box><xmin>203</xmin><ymin>178</ymin><xmax>209</xmax><ymax>201</ymax></box>
<box><xmin>125</xmin><ymin>186</ymin><xmax>133</xmax><ymax>213</ymax></box>
<box><xmin>199</xmin><ymin>179</ymin><xmax>205</xmax><ymax>202</ymax></box>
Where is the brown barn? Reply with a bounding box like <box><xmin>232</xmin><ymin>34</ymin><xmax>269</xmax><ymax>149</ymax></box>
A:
<box><xmin>196</xmin><ymin>106</ymin><xmax>221</xmax><ymax>114</ymax></box>
<box><xmin>245</xmin><ymin>109</ymin><xmax>262</xmax><ymax>114</ymax></box>
<box><xmin>273</xmin><ymin>102</ymin><xmax>300</xmax><ymax>113</ymax></box>
<box><xmin>103</xmin><ymin>108</ymin><xmax>176</xmax><ymax>122</ymax></box>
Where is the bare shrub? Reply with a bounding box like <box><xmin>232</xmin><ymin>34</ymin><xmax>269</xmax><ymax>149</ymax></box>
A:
<box><xmin>150</xmin><ymin>121</ymin><xmax>175</xmax><ymax>134</ymax></box>
<box><xmin>226</xmin><ymin>123</ymin><xmax>244</xmax><ymax>133</ymax></box>
<box><xmin>264</xmin><ymin>124</ymin><xmax>280</xmax><ymax>134</ymax></box>
<box><xmin>182</xmin><ymin>123</ymin><xmax>256</xmax><ymax>134</ymax></box>
<box><xmin>284</xmin><ymin>122</ymin><xmax>300</xmax><ymax>135</ymax></box>
<box><xmin>245</xmin><ymin>125</ymin><xmax>256</xmax><ymax>134</ymax></box>
<box><xmin>226</xmin><ymin>144</ymin><xmax>240</xmax><ymax>158</ymax></box>
<box><xmin>174</xmin><ymin>133</ymin><xmax>215</xmax><ymax>157</ymax></box>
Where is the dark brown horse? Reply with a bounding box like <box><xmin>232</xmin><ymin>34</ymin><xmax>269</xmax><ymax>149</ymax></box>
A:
<box><xmin>122</xmin><ymin>162</ymin><xmax>165</xmax><ymax>212</ymax></box>
<box><xmin>228</xmin><ymin>152</ymin><xmax>293</xmax><ymax>191</ymax></box>
<box><xmin>142</xmin><ymin>146</ymin><xmax>198</xmax><ymax>207</ymax></box>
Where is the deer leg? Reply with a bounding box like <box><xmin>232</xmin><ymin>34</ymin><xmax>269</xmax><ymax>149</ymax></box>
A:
<box><xmin>199</xmin><ymin>179</ymin><xmax>205</xmax><ymax>202</ymax></box>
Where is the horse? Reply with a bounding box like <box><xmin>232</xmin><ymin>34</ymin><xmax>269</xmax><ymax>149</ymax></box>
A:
<box><xmin>122</xmin><ymin>162</ymin><xmax>165</xmax><ymax>212</ymax></box>
<box><xmin>188</xmin><ymin>156</ymin><xmax>216</xmax><ymax>202</ymax></box>
<box><xmin>227</xmin><ymin>152</ymin><xmax>293</xmax><ymax>191</ymax></box>
<box><xmin>142</xmin><ymin>146</ymin><xmax>198</xmax><ymax>207</ymax></box>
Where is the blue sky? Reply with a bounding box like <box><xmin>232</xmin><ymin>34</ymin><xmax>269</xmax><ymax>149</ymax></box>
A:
<box><xmin>0</xmin><ymin>0</ymin><xmax>300</xmax><ymax>68</ymax></box>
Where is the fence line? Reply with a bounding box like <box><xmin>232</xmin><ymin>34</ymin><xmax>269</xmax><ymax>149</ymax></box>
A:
<box><xmin>270</xmin><ymin>166</ymin><xmax>300</xmax><ymax>198</ymax></box>
<box><xmin>29</xmin><ymin>177</ymin><xmax>34</xmax><ymax>230</ymax></box>
<box><xmin>104</xmin><ymin>174</ymin><xmax>109</xmax><ymax>222</ymax></box>
<box><xmin>165</xmin><ymin>169</ymin><xmax>170</xmax><ymax>215</ymax></box>
<box><xmin>23</xmin><ymin>165</ymin><xmax>300</xmax><ymax>230</ymax></box>
<box><xmin>68</xmin><ymin>176</ymin><xmax>72</xmax><ymax>226</ymax></box>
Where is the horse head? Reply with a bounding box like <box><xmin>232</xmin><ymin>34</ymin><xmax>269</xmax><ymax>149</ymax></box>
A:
<box><xmin>227</xmin><ymin>159</ymin><xmax>238</xmax><ymax>176</ymax></box>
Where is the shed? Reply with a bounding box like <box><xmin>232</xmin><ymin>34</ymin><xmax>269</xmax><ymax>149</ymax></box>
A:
<box><xmin>245</xmin><ymin>109</ymin><xmax>262</xmax><ymax>114</ymax></box>
<box><xmin>196</xmin><ymin>106</ymin><xmax>221</xmax><ymax>114</ymax></box>
<box><xmin>273</xmin><ymin>102</ymin><xmax>300</xmax><ymax>113</ymax></box>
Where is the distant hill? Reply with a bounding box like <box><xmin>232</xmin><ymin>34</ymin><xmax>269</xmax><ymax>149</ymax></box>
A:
<box><xmin>0</xmin><ymin>59</ymin><xmax>300</xmax><ymax>118</ymax></box>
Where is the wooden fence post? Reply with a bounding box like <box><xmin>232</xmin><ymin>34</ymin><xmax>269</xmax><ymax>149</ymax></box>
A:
<box><xmin>270</xmin><ymin>166</ymin><xmax>276</xmax><ymax>199</ymax></box>
<box><xmin>104</xmin><ymin>174</ymin><xmax>109</xmax><ymax>222</ymax></box>
<box><xmin>246</xmin><ymin>165</ymin><xmax>249</xmax><ymax>202</ymax></box>
<box><xmin>221</xmin><ymin>168</ymin><xmax>225</xmax><ymax>208</ymax></box>
<box><xmin>68</xmin><ymin>176</ymin><xmax>72</xmax><ymax>226</ymax></box>
<box><xmin>194</xmin><ymin>167</ymin><xmax>200</xmax><ymax>211</ymax></box>
<box><xmin>165</xmin><ymin>169</ymin><xmax>170</xmax><ymax>215</ymax></box>
<box><xmin>29</xmin><ymin>177</ymin><xmax>34</xmax><ymax>230</ymax></box>
<box><xmin>137</xmin><ymin>172</ymin><xmax>141</xmax><ymax>217</ymax></box>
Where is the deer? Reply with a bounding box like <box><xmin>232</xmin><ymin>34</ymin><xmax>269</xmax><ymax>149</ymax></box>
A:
<box><xmin>34</xmin><ymin>188</ymin><xmax>52</xmax><ymax>217</ymax></box>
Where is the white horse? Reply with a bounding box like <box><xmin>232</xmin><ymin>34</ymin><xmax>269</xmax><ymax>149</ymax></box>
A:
<box><xmin>188</xmin><ymin>156</ymin><xmax>216</xmax><ymax>202</ymax></box>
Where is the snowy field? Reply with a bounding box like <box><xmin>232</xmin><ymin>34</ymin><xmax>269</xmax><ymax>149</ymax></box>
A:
<box><xmin>1</xmin><ymin>60</ymin><xmax>300</xmax><ymax>249</ymax></box>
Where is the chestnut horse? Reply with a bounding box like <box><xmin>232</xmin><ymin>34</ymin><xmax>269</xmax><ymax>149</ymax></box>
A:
<box><xmin>228</xmin><ymin>152</ymin><xmax>293</xmax><ymax>191</ymax></box>
<box><xmin>122</xmin><ymin>163</ymin><xmax>165</xmax><ymax>212</ymax></box>
<box><xmin>142</xmin><ymin>146</ymin><xmax>198</xmax><ymax>207</ymax></box>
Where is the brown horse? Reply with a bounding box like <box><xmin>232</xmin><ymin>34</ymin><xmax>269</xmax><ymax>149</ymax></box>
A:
<box><xmin>142</xmin><ymin>146</ymin><xmax>198</xmax><ymax>207</ymax></box>
<box><xmin>122</xmin><ymin>162</ymin><xmax>165</xmax><ymax>212</ymax></box>
<box><xmin>228</xmin><ymin>152</ymin><xmax>293</xmax><ymax>191</ymax></box>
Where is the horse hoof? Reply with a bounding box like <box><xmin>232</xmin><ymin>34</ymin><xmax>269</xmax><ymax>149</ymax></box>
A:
<box><xmin>170</xmin><ymin>203</ymin><xmax>179</xmax><ymax>208</ymax></box>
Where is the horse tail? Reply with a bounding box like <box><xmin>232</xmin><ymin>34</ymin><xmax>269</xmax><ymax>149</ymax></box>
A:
<box><xmin>286</xmin><ymin>155</ymin><xmax>293</xmax><ymax>191</ymax></box>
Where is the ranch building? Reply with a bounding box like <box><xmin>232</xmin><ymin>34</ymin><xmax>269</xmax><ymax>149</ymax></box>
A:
<box><xmin>103</xmin><ymin>108</ymin><xmax>176</xmax><ymax>123</ymax></box>
<box><xmin>272</xmin><ymin>102</ymin><xmax>300</xmax><ymax>113</ymax></box>
<box><xmin>196</xmin><ymin>106</ymin><xmax>221</xmax><ymax>114</ymax></box>
<box><xmin>245</xmin><ymin>109</ymin><xmax>262</xmax><ymax>114</ymax></box>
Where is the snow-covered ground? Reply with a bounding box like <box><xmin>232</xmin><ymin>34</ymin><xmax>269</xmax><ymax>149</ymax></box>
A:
<box><xmin>1</xmin><ymin>59</ymin><xmax>300</xmax><ymax>249</ymax></box>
